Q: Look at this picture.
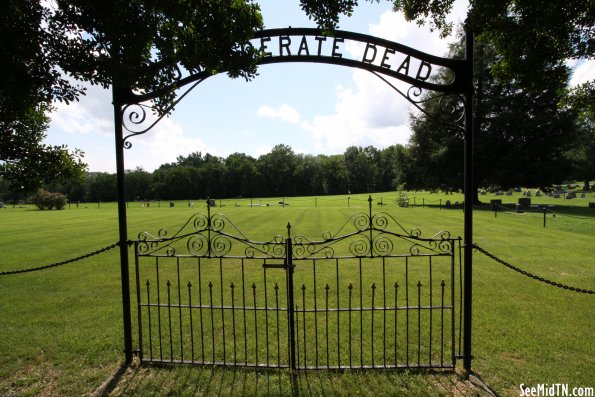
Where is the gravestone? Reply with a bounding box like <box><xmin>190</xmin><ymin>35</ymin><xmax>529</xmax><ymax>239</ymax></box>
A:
<box><xmin>518</xmin><ymin>197</ymin><xmax>531</xmax><ymax>207</ymax></box>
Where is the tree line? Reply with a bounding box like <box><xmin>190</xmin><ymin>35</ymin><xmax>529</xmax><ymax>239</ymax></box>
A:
<box><xmin>0</xmin><ymin>144</ymin><xmax>412</xmax><ymax>203</ymax></box>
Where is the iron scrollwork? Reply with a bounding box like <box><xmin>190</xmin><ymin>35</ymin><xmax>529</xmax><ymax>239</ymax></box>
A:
<box><xmin>135</xmin><ymin>196</ymin><xmax>456</xmax><ymax>259</ymax></box>
<box><xmin>373</xmin><ymin>72</ymin><xmax>466</xmax><ymax>132</ymax></box>
<box><xmin>135</xmin><ymin>203</ymin><xmax>287</xmax><ymax>258</ymax></box>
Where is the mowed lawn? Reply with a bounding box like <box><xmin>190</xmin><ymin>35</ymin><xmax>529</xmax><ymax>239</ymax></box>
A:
<box><xmin>0</xmin><ymin>192</ymin><xmax>593</xmax><ymax>396</ymax></box>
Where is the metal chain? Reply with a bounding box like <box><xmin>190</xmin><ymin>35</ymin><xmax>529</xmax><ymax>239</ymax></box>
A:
<box><xmin>0</xmin><ymin>241</ymin><xmax>126</xmax><ymax>276</ymax></box>
<box><xmin>472</xmin><ymin>243</ymin><xmax>595</xmax><ymax>295</ymax></box>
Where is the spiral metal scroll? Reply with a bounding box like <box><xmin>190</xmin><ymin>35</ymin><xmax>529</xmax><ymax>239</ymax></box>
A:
<box><xmin>372</xmin><ymin>72</ymin><xmax>466</xmax><ymax>132</ymax></box>
<box><xmin>244</xmin><ymin>235</ymin><xmax>286</xmax><ymax>259</ymax></box>
<box><xmin>120</xmin><ymin>79</ymin><xmax>206</xmax><ymax>149</ymax></box>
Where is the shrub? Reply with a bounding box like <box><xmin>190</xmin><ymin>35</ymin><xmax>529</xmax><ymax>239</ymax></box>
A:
<box><xmin>32</xmin><ymin>189</ymin><xmax>67</xmax><ymax>210</ymax></box>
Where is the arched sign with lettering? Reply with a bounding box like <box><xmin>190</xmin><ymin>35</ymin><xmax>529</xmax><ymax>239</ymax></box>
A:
<box><xmin>252</xmin><ymin>28</ymin><xmax>466</xmax><ymax>94</ymax></box>
<box><xmin>120</xmin><ymin>28</ymin><xmax>470</xmax><ymax>140</ymax></box>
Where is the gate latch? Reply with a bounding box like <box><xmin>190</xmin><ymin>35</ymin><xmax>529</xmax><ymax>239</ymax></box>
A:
<box><xmin>262</xmin><ymin>262</ymin><xmax>287</xmax><ymax>269</ymax></box>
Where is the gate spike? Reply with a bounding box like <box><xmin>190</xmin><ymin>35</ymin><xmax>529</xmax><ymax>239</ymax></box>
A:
<box><xmin>274</xmin><ymin>283</ymin><xmax>279</xmax><ymax>290</ymax></box>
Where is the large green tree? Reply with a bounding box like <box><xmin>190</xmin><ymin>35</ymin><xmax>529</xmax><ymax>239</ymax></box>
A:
<box><xmin>302</xmin><ymin>0</ymin><xmax>593</xmax><ymax>83</ymax></box>
<box><xmin>407</xmin><ymin>34</ymin><xmax>578</xmax><ymax>197</ymax></box>
<box><xmin>2</xmin><ymin>0</ymin><xmax>264</xmax><ymax>192</ymax></box>
<box><xmin>1</xmin><ymin>0</ymin><xmax>86</xmax><ymax>192</ymax></box>
<box><xmin>48</xmin><ymin>0</ymin><xmax>264</xmax><ymax>110</ymax></box>
<box><xmin>562</xmin><ymin>81</ymin><xmax>595</xmax><ymax>190</ymax></box>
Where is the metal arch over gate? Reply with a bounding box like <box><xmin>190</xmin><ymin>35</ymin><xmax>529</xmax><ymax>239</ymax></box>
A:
<box><xmin>133</xmin><ymin>197</ymin><xmax>462</xmax><ymax>369</ymax></box>
<box><xmin>113</xmin><ymin>28</ymin><xmax>474</xmax><ymax>371</ymax></box>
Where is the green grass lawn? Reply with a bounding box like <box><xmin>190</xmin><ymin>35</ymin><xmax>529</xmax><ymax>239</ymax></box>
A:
<box><xmin>0</xmin><ymin>191</ymin><xmax>593</xmax><ymax>396</ymax></box>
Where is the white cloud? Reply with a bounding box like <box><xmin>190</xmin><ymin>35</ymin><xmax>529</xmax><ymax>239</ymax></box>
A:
<box><xmin>51</xmin><ymin>84</ymin><xmax>113</xmax><ymax>136</ymax></box>
<box><xmin>257</xmin><ymin>104</ymin><xmax>301</xmax><ymax>124</ymax></box>
<box><xmin>570</xmin><ymin>59</ymin><xmax>595</xmax><ymax>86</ymax></box>
<box><xmin>304</xmin><ymin>3</ymin><xmax>468</xmax><ymax>154</ymax></box>
<box><xmin>368</xmin><ymin>0</ymin><xmax>468</xmax><ymax>56</ymax></box>
<box><xmin>125</xmin><ymin>117</ymin><xmax>210</xmax><ymax>170</ymax></box>
<box><xmin>253</xmin><ymin>144</ymin><xmax>274</xmax><ymax>158</ymax></box>
<box><xmin>49</xmin><ymin>82</ymin><xmax>214</xmax><ymax>171</ymax></box>
<box><xmin>302</xmin><ymin>70</ymin><xmax>412</xmax><ymax>152</ymax></box>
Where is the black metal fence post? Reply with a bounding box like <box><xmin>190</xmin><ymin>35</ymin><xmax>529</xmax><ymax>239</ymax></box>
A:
<box><xmin>462</xmin><ymin>28</ymin><xmax>474</xmax><ymax>373</ymax></box>
<box><xmin>113</xmin><ymin>88</ymin><xmax>133</xmax><ymax>364</ymax></box>
<box><xmin>286</xmin><ymin>223</ymin><xmax>297</xmax><ymax>371</ymax></box>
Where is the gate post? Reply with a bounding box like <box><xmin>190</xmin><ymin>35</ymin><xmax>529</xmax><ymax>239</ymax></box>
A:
<box><xmin>113</xmin><ymin>87</ymin><xmax>133</xmax><ymax>364</ymax></box>
<box><xmin>462</xmin><ymin>28</ymin><xmax>474</xmax><ymax>373</ymax></box>
<box><xmin>286</xmin><ymin>223</ymin><xmax>297</xmax><ymax>370</ymax></box>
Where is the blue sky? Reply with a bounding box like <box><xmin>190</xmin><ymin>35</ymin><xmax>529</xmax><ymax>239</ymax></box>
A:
<box><xmin>46</xmin><ymin>0</ymin><xmax>594</xmax><ymax>172</ymax></box>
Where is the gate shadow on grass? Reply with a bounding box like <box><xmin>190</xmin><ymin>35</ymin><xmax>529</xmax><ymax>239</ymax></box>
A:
<box><xmin>103</xmin><ymin>361</ymin><xmax>493</xmax><ymax>396</ymax></box>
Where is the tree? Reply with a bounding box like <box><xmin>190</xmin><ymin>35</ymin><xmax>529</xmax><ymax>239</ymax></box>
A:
<box><xmin>2</xmin><ymin>0</ymin><xmax>264</xmax><ymax>191</ymax></box>
<box><xmin>562</xmin><ymin>81</ymin><xmax>595</xmax><ymax>191</ymax></box>
<box><xmin>256</xmin><ymin>144</ymin><xmax>297</xmax><ymax>197</ymax></box>
<box><xmin>1</xmin><ymin>0</ymin><xmax>82</xmax><ymax>117</ymax></box>
<box><xmin>86</xmin><ymin>172</ymin><xmax>117</xmax><ymax>202</ymax></box>
<box><xmin>48</xmin><ymin>0</ymin><xmax>264</xmax><ymax>111</ymax></box>
<box><xmin>224</xmin><ymin>153</ymin><xmax>257</xmax><ymax>198</ymax></box>
<box><xmin>126</xmin><ymin>167</ymin><xmax>153</xmax><ymax>201</ymax></box>
<box><xmin>302</xmin><ymin>0</ymin><xmax>593</xmax><ymax>85</ymax></box>
<box><xmin>344</xmin><ymin>146</ymin><xmax>380</xmax><ymax>193</ymax></box>
<box><xmin>0</xmin><ymin>103</ymin><xmax>86</xmax><ymax>192</ymax></box>
<box><xmin>293</xmin><ymin>154</ymin><xmax>326</xmax><ymax>196</ymax></box>
<box><xmin>407</xmin><ymin>33</ymin><xmax>578</xmax><ymax>198</ymax></box>
<box><xmin>1</xmin><ymin>1</ymin><xmax>88</xmax><ymax>191</ymax></box>
<box><xmin>322</xmin><ymin>155</ymin><xmax>349</xmax><ymax>195</ymax></box>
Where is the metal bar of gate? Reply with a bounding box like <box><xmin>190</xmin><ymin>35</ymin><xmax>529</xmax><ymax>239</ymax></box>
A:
<box><xmin>463</xmin><ymin>28</ymin><xmax>475</xmax><ymax>373</ymax></box>
<box><xmin>286</xmin><ymin>225</ymin><xmax>297</xmax><ymax>370</ymax></box>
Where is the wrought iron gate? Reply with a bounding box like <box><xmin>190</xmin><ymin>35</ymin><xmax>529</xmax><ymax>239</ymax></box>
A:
<box><xmin>133</xmin><ymin>197</ymin><xmax>462</xmax><ymax>369</ymax></box>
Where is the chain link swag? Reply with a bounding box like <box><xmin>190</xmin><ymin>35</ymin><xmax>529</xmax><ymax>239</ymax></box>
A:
<box><xmin>473</xmin><ymin>244</ymin><xmax>595</xmax><ymax>295</ymax></box>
